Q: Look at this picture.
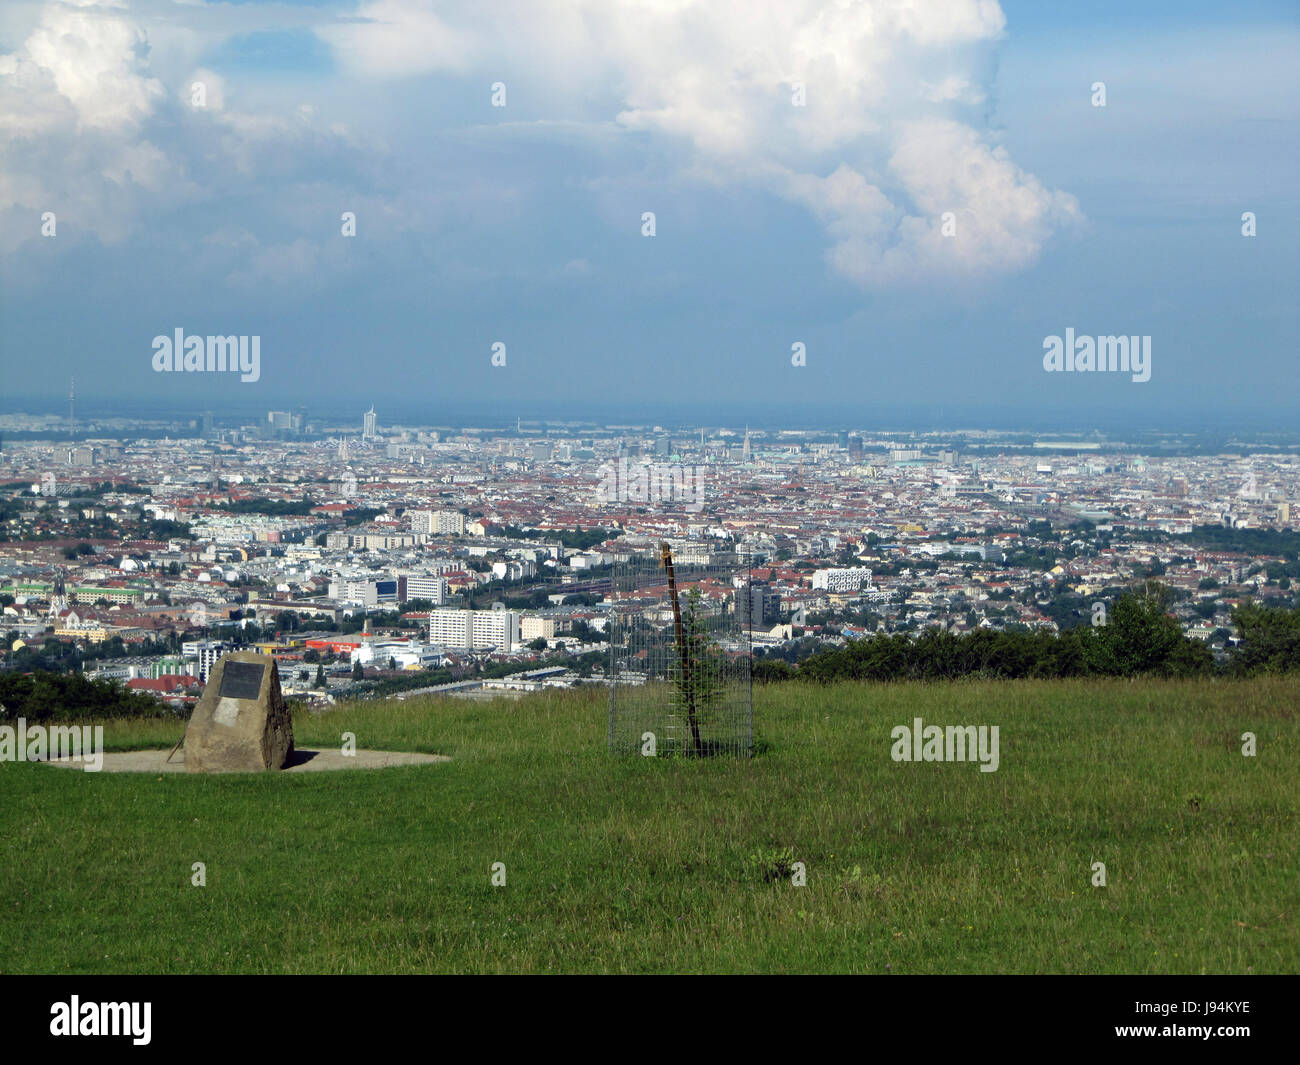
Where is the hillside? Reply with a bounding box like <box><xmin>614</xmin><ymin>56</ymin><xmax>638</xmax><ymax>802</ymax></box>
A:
<box><xmin>1</xmin><ymin>678</ymin><xmax>1295</xmax><ymax>974</ymax></box>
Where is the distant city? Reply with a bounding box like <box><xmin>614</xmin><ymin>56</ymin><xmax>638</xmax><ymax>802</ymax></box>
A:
<box><xmin>2</xmin><ymin>399</ymin><xmax>1296</xmax><ymax>707</ymax></box>
<box><xmin>3</xmin><ymin>393</ymin><xmax>1300</xmax><ymax>439</ymax></box>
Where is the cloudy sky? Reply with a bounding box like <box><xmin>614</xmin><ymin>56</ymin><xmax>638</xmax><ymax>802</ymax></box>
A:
<box><xmin>1</xmin><ymin>0</ymin><xmax>1296</xmax><ymax>427</ymax></box>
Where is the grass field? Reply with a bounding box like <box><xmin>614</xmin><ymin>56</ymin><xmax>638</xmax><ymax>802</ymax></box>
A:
<box><xmin>1</xmin><ymin>678</ymin><xmax>1296</xmax><ymax>974</ymax></box>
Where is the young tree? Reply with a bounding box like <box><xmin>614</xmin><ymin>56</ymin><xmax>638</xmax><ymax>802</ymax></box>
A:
<box><xmin>1084</xmin><ymin>583</ymin><xmax>1211</xmax><ymax>677</ymax></box>
<box><xmin>668</xmin><ymin>585</ymin><xmax>724</xmax><ymax>755</ymax></box>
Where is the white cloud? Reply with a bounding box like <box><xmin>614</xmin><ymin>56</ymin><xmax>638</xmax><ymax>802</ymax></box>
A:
<box><xmin>315</xmin><ymin>0</ymin><xmax>1077</xmax><ymax>285</ymax></box>
<box><xmin>0</xmin><ymin>0</ymin><xmax>374</xmax><ymax>259</ymax></box>
<box><xmin>0</xmin><ymin>1</ymin><xmax>174</xmax><ymax>249</ymax></box>
<box><xmin>0</xmin><ymin>0</ymin><xmax>1078</xmax><ymax>287</ymax></box>
<box><xmin>795</xmin><ymin>118</ymin><xmax>1082</xmax><ymax>285</ymax></box>
<box><xmin>317</xmin><ymin>0</ymin><xmax>477</xmax><ymax>79</ymax></box>
<box><xmin>20</xmin><ymin>1</ymin><xmax>164</xmax><ymax>130</ymax></box>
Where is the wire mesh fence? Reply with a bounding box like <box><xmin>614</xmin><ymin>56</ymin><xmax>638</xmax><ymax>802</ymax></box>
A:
<box><xmin>607</xmin><ymin>545</ymin><xmax>754</xmax><ymax>757</ymax></box>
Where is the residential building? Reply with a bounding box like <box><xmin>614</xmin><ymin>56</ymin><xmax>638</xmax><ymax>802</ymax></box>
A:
<box><xmin>427</xmin><ymin>608</ymin><xmax>520</xmax><ymax>651</ymax></box>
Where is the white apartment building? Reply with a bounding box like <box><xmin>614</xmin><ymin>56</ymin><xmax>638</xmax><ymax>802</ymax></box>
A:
<box><xmin>811</xmin><ymin>567</ymin><xmax>873</xmax><ymax>593</ymax></box>
<box><xmin>353</xmin><ymin>532</ymin><xmax>418</xmax><ymax>550</ymax></box>
<box><xmin>325</xmin><ymin>531</ymin><xmax>419</xmax><ymax>550</ymax></box>
<box><xmin>409</xmin><ymin>509</ymin><xmax>466</xmax><ymax>535</ymax></box>
<box><xmin>329</xmin><ymin>579</ymin><xmax>374</xmax><ymax>607</ymax></box>
<box><xmin>328</xmin><ymin>578</ymin><xmax>401</xmax><ymax>607</ymax></box>
<box><xmin>520</xmin><ymin>616</ymin><xmax>556</xmax><ymax>642</ymax></box>
<box><xmin>491</xmin><ymin>559</ymin><xmax>537</xmax><ymax>582</ymax></box>
<box><xmin>181</xmin><ymin>640</ymin><xmax>231</xmax><ymax>682</ymax></box>
<box><xmin>404</xmin><ymin>575</ymin><xmax>448</xmax><ymax>604</ymax></box>
<box><xmin>427</xmin><ymin>608</ymin><xmax>520</xmax><ymax>651</ymax></box>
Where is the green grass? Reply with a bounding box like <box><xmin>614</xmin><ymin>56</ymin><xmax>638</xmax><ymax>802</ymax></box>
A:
<box><xmin>1</xmin><ymin>678</ymin><xmax>1296</xmax><ymax>973</ymax></box>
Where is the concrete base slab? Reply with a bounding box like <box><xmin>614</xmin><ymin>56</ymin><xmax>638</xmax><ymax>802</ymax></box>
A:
<box><xmin>42</xmin><ymin>748</ymin><xmax>450</xmax><ymax>774</ymax></box>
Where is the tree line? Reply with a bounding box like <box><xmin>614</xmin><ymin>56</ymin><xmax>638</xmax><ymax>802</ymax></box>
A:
<box><xmin>753</xmin><ymin>590</ymin><xmax>1300</xmax><ymax>683</ymax></box>
<box><xmin>0</xmin><ymin>671</ymin><xmax>171</xmax><ymax>722</ymax></box>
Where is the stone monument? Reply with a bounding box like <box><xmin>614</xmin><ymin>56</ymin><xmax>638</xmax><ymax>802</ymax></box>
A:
<box><xmin>184</xmin><ymin>651</ymin><xmax>294</xmax><ymax>772</ymax></box>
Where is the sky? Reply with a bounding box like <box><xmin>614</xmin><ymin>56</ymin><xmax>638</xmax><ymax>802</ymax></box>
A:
<box><xmin>0</xmin><ymin>0</ymin><xmax>1297</xmax><ymax>429</ymax></box>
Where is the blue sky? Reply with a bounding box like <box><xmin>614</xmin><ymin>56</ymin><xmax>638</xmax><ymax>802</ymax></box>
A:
<box><xmin>1</xmin><ymin>0</ymin><xmax>1296</xmax><ymax>428</ymax></box>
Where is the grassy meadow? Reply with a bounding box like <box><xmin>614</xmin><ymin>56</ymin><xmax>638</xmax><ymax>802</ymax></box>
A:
<box><xmin>1</xmin><ymin>677</ymin><xmax>1296</xmax><ymax>974</ymax></box>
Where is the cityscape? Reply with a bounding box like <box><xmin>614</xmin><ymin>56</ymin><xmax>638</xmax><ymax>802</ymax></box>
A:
<box><xmin>2</xmin><ymin>402</ymin><xmax>1297</xmax><ymax>708</ymax></box>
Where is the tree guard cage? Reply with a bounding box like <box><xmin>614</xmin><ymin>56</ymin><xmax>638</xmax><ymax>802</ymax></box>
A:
<box><xmin>607</xmin><ymin>544</ymin><xmax>754</xmax><ymax>757</ymax></box>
